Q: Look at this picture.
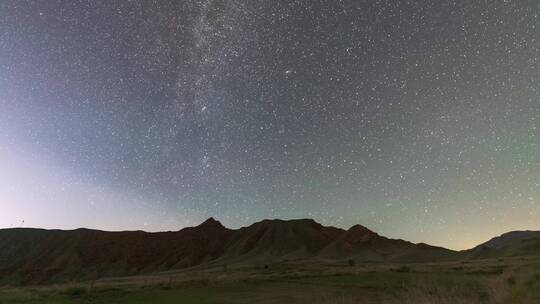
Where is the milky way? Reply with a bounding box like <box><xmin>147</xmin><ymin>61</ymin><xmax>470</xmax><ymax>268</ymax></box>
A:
<box><xmin>0</xmin><ymin>1</ymin><xmax>538</xmax><ymax>249</ymax></box>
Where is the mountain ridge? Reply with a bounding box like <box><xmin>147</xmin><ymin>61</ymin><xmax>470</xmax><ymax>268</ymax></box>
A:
<box><xmin>0</xmin><ymin>218</ymin><xmax>537</xmax><ymax>286</ymax></box>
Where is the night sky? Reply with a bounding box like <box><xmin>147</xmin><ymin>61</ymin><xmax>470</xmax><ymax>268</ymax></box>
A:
<box><xmin>1</xmin><ymin>1</ymin><xmax>538</xmax><ymax>249</ymax></box>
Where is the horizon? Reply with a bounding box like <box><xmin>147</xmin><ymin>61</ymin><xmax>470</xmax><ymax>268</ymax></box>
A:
<box><xmin>1</xmin><ymin>1</ymin><xmax>538</xmax><ymax>253</ymax></box>
<box><xmin>2</xmin><ymin>215</ymin><xmax>538</xmax><ymax>251</ymax></box>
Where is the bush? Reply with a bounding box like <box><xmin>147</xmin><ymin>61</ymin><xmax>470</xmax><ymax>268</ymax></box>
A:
<box><xmin>393</xmin><ymin>266</ymin><xmax>412</xmax><ymax>273</ymax></box>
<box><xmin>348</xmin><ymin>259</ymin><xmax>355</xmax><ymax>267</ymax></box>
<box><xmin>158</xmin><ymin>283</ymin><xmax>171</xmax><ymax>290</ymax></box>
<box><xmin>63</xmin><ymin>287</ymin><xmax>87</xmax><ymax>298</ymax></box>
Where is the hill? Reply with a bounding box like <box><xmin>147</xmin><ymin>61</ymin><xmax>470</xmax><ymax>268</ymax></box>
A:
<box><xmin>317</xmin><ymin>224</ymin><xmax>456</xmax><ymax>262</ymax></box>
<box><xmin>0</xmin><ymin>218</ymin><xmax>537</xmax><ymax>285</ymax></box>
<box><xmin>466</xmin><ymin>230</ymin><xmax>540</xmax><ymax>259</ymax></box>
<box><xmin>0</xmin><ymin>218</ymin><xmax>233</xmax><ymax>285</ymax></box>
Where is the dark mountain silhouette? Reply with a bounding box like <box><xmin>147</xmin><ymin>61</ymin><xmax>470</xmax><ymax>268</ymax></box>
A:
<box><xmin>218</xmin><ymin>219</ymin><xmax>344</xmax><ymax>264</ymax></box>
<box><xmin>318</xmin><ymin>224</ymin><xmax>456</xmax><ymax>262</ymax></box>
<box><xmin>0</xmin><ymin>220</ymin><xmax>234</xmax><ymax>285</ymax></box>
<box><xmin>466</xmin><ymin>231</ymin><xmax>540</xmax><ymax>259</ymax></box>
<box><xmin>480</xmin><ymin>231</ymin><xmax>540</xmax><ymax>249</ymax></box>
<box><xmin>0</xmin><ymin>218</ymin><xmax>537</xmax><ymax>285</ymax></box>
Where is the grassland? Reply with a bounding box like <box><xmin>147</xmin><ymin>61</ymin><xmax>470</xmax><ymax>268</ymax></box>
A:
<box><xmin>1</xmin><ymin>257</ymin><xmax>539</xmax><ymax>304</ymax></box>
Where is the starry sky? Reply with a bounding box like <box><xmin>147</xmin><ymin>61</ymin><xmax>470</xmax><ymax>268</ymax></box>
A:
<box><xmin>0</xmin><ymin>1</ymin><xmax>538</xmax><ymax>250</ymax></box>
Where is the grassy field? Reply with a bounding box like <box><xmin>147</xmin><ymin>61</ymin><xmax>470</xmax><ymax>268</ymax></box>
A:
<box><xmin>1</xmin><ymin>257</ymin><xmax>539</xmax><ymax>304</ymax></box>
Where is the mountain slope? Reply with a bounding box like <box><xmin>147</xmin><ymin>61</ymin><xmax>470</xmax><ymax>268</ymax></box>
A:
<box><xmin>465</xmin><ymin>231</ymin><xmax>540</xmax><ymax>259</ymax></box>
<box><xmin>0</xmin><ymin>218</ymin><xmax>233</xmax><ymax>285</ymax></box>
<box><xmin>1</xmin><ymin>218</ymin><xmax>536</xmax><ymax>286</ymax></box>
<box><xmin>318</xmin><ymin>224</ymin><xmax>456</xmax><ymax>262</ymax></box>
<box><xmin>219</xmin><ymin>219</ymin><xmax>344</xmax><ymax>263</ymax></box>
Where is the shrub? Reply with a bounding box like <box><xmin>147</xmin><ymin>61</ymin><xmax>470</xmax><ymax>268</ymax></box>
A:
<box><xmin>393</xmin><ymin>266</ymin><xmax>412</xmax><ymax>273</ymax></box>
<box><xmin>158</xmin><ymin>283</ymin><xmax>171</xmax><ymax>290</ymax></box>
<box><xmin>63</xmin><ymin>287</ymin><xmax>87</xmax><ymax>298</ymax></box>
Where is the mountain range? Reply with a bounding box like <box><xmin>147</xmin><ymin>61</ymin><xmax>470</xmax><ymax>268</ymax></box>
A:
<box><xmin>0</xmin><ymin>218</ymin><xmax>538</xmax><ymax>285</ymax></box>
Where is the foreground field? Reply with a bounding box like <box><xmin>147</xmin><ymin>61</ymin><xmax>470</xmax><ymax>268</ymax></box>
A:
<box><xmin>1</xmin><ymin>257</ymin><xmax>539</xmax><ymax>304</ymax></box>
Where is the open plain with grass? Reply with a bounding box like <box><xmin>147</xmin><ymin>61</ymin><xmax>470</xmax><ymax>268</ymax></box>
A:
<box><xmin>2</xmin><ymin>257</ymin><xmax>539</xmax><ymax>304</ymax></box>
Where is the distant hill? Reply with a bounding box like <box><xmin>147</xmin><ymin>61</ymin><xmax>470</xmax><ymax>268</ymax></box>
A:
<box><xmin>0</xmin><ymin>218</ymin><xmax>537</xmax><ymax>285</ymax></box>
<box><xmin>0</xmin><ymin>218</ymin><xmax>233</xmax><ymax>285</ymax></box>
<box><xmin>217</xmin><ymin>219</ymin><xmax>344</xmax><ymax>264</ymax></box>
<box><xmin>318</xmin><ymin>224</ymin><xmax>456</xmax><ymax>262</ymax></box>
<box><xmin>465</xmin><ymin>231</ymin><xmax>540</xmax><ymax>259</ymax></box>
